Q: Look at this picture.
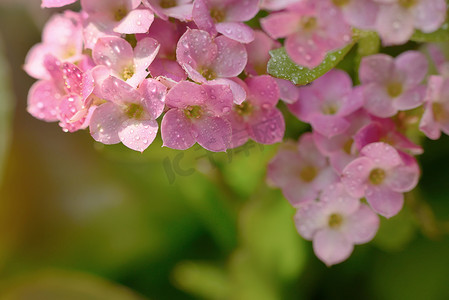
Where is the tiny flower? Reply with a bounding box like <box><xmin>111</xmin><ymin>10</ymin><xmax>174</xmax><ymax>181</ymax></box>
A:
<box><xmin>176</xmin><ymin>29</ymin><xmax>247</xmax><ymax>83</ymax></box>
<box><xmin>314</xmin><ymin>110</ymin><xmax>371</xmax><ymax>173</ymax></box>
<box><xmin>267</xmin><ymin>134</ymin><xmax>339</xmax><ymax>206</ymax></box>
<box><xmin>419</xmin><ymin>75</ymin><xmax>449</xmax><ymax>140</ymax></box>
<box><xmin>288</xmin><ymin>69</ymin><xmax>364</xmax><ymax>137</ymax></box>
<box><xmin>142</xmin><ymin>0</ymin><xmax>194</xmax><ymax>21</ymax></box>
<box><xmin>373</xmin><ymin>0</ymin><xmax>447</xmax><ymax>45</ymax></box>
<box><xmin>90</xmin><ymin>77</ymin><xmax>167</xmax><ymax>152</ymax></box>
<box><xmin>192</xmin><ymin>0</ymin><xmax>259</xmax><ymax>43</ymax></box>
<box><xmin>354</xmin><ymin>117</ymin><xmax>423</xmax><ymax>154</ymax></box>
<box><xmin>24</xmin><ymin>11</ymin><xmax>83</xmax><ymax>80</ymax></box>
<box><xmin>295</xmin><ymin>183</ymin><xmax>379</xmax><ymax>266</ymax></box>
<box><xmin>261</xmin><ymin>0</ymin><xmax>352</xmax><ymax>68</ymax></box>
<box><xmin>342</xmin><ymin>142</ymin><xmax>420</xmax><ymax>218</ymax></box>
<box><xmin>226</xmin><ymin>75</ymin><xmax>285</xmax><ymax>147</ymax></box>
<box><xmin>81</xmin><ymin>0</ymin><xmax>154</xmax><ymax>35</ymax></box>
<box><xmin>41</xmin><ymin>0</ymin><xmax>77</xmax><ymax>8</ymax></box>
<box><xmin>161</xmin><ymin>81</ymin><xmax>233</xmax><ymax>152</ymax></box>
<box><xmin>359</xmin><ymin>51</ymin><xmax>428</xmax><ymax>118</ymax></box>
<box><xmin>92</xmin><ymin>36</ymin><xmax>160</xmax><ymax>88</ymax></box>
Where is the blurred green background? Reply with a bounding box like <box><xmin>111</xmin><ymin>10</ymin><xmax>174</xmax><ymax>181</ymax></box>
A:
<box><xmin>0</xmin><ymin>2</ymin><xmax>449</xmax><ymax>299</ymax></box>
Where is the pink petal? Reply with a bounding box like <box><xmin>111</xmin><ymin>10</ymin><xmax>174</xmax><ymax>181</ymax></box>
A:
<box><xmin>394</xmin><ymin>51</ymin><xmax>428</xmax><ymax>87</ymax></box>
<box><xmin>249</xmin><ymin>108</ymin><xmax>285</xmax><ymax>145</ymax></box>
<box><xmin>139</xmin><ymin>78</ymin><xmax>167</xmax><ymax>119</ymax></box>
<box><xmin>359</xmin><ymin>54</ymin><xmax>394</xmax><ymax>84</ymax></box>
<box><xmin>312</xmin><ymin>69</ymin><xmax>353</xmax><ymax>100</ymax></box>
<box><xmin>343</xmin><ymin>205</ymin><xmax>379</xmax><ymax>244</ymax></box>
<box><xmin>342</xmin><ymin>0</ymin><xmax>379</xmax><ymax>29</ymax></box>
<box><xmin>128</xmin><ymin>37</ymin><xmax>160</xmax><ymax>87</ymax></box>
<box><xmin>161</xmin><ymin>109</ymin><xmax>196</xmax><ymax>150</ymax></box>
<box><xmin>363</xmin><ymin>83</ymin><xmax>397</xmax><ymax>118</ymax></box>
<box><xmin>89</xmin><ymin>102</ymin><xmax>125</xmax><ymax>145</ymax></box>
<box><xmin>246</xmin><ymin>75</ymin><xmax>280</xmax><ymax>108</ymax></box>
<box><xmin>99</xmin><ymin>76</ymin><xmax>141</xmax><ymax>105</ymax></box>
<box><xmin>365</xmin><ymin>185</ymin><xmax>403</xmax><ymax>218</ymax></box>
<box><xmin>202</xmin><ymin>84</ymin><xmax>234</xmax><ymax>115</ymax></box>
<box><xmin>283</xmin><ymin>182</ymin><xmax>320</xmax><ymax>207</ymax></box>
<box><xmin>420</xmin><ymin>102</ymin><xmax>441</xmax><ymax>140</ymax></box>
<box><xmin>260</xmin><ymin>12</ymin><xmax>301</xmax><ymax>39</ymax></box>
<box><xmin>376</xmin><ymin>5</ymin><xmax>414</xmax><ymax>45</ymax></box>
<box><xmin>387</xmin><ymin>161</ymin><xmax>420</xmax><ymax>193</ymax></box>
<box><xmin>224</xmin><ymin>0</ymin><xmax>259</xmax><ymax>22</ymax></box>
<box><xmin>42</xmin><ymin>0</ymin><xmax>77</xmax><ymax>7</ymax></box>
<box><xmin>321</xmin><ymin>183</ymin><xmax>360</xmax><ymax>215</ymax></box>
<box><xmin>192</xmin><ymin>0</ymin><xmax>217</xmax><ymax>35</ymax></box>
<box><xmin>276</xmin><ymin>78</ymin><xmax>299</xmax><ymax>104</ymax></box>
<box><xmin>27</xmin><ymin>80</ymin><xmax>62</xmax><ymax>122</ymax></box>
<box><xmin>211</xmin><ymin>36</ymin><xmax>247</xmax><ymax>78</ymax></box>
<box><xmin>266</xmin><ymin>142</ymin><xmax>302</xmax><ymax>188</ymax></box>
<box><xmin>360</xmin><ymin>142</ymin><xmax>402</xmax><ymax>169</ymax></box>
<box><xmin>93</xmin><ymin>37</ymin><xmax>134</xmax><ymax>76</ymax></box>
<box><xmin>245</xmin><ymin>30</ymin><xmax>279</xmax><ymax>76</ymax></box>
<box><xmin>166</xmin><ymin>81</ymin><xmax>207</xmax><ymax>108</ymax></box>
<box><xmin>313</xmin><ymin>229</ymin><xmax>354</xmax><ymax>266</ymax></box>
<box><xmin>209</xmin><ymin>78</ymin><xmax>247</xmax><ymax>105</ymax></box>
<box><xmin>114</xmin><ymin>8</ymin><xmax>154</xmax><ymax>34</ymax></box>
<box><xmin>294</xmin><ymin>202</ymin><xmax>327</xmax><ymax>240</ymax></box>
<box><xmin>176</xmin><ymin>29</ymin><xmax>218</xmax><ymax>73</ymax></box>
<box><xmin>413</xmin><ymin>0</ymin><xmax>447</xmax><ymax>33</ymax></box>
<box><xmin>149</xmin><ymin>58</ymin><xmax>187</xmax><ymax>82</ymax></box>
<box><xmin>394</xmin><ymin>85</ymin><xmax>425</xmax><ymax>110</ymax></box>
<box><xmin>342</xmin><ymin>157</ymin><xmax>374</xmax><ymax>198</ymax></box>
<box><xmin>310</xmin><ymin>115</ymin><xmax>350</xmax><ymax>138</ymax></box>
<box><xmin>227</xmin><ymin>112</ymin><xmax>250</xmax><ymax>148</ymax></box>
<box><xmin>288</xmin><ymin>88</ymin><xmax>322</xmax><ymax>122</ymax></box>
<box><xmin>192</xmin><ymin>116</ymin><xmax>232</xmax><ymax>152</ymax></box>
<box><xmin>216</xmin><ymin>22</ymin><xmax>255</xmax><ymax>44</ymax></box>
<box><xmin>118</xmin><ymin>119</ymin><xmax>159</xmax><ymax>152</ymax></box>
<box><xmin>285</xmin><ymin>33</ymin><xmax>327</xmax><ymax>68</ymax></box>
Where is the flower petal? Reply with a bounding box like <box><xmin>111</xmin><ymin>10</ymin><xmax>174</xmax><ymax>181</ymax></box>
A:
<box><xmin>118</xmin><ymin>119</ymin><xmax>158</xmax><ymax>152</ymax></box>
<box><xmin>313</xmin><ymin>229</ymin><xmax>354</xmax><ymax>266</ymax></box>
<box><xmin>89</xmin><ymin>102</ymin><xmax>125</xmax><ymax>145</ymax></box>
<box><xmin>161</xmin><ymin>109</ymin><xmax>195</xmax><ymax>150</ymax></box>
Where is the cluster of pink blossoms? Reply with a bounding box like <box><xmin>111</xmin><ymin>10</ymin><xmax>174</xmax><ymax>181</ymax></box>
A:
<box><xmin>28</xmin><ymin>0</ymin><xmax>448</xmax><ymax>266</ymax></box>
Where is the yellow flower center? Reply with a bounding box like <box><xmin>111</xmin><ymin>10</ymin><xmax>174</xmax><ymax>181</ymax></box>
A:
<box><xmin>328</xmin><ymin>213</ymin><xmax>343</xmax><ymax>228</ymax></box>
<box><xmin>369</xmin><ymin>168</ymin><xmax>386</xmax><ymax>185</ymax></box>
<box><xmin>299</xmin><ymin>166</ymin><xmax>318</xmax><ymax>182</ymax></box>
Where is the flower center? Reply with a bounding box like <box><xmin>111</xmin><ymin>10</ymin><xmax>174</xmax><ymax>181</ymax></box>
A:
<box><xmin>343</xmin><ymin>139</ymin><xmax>353</xmax><ymax>155</ymax></box>
<box><xmin>160</xmin><ymin>0</ymin><xmax>177</xmax><ymax>9</ymax></box>
<box><xmin>328</xmin><ymin>213</ymin><xmax>343</xmax><ymax>228</ymax></box>
<box><xmin>301</xmin><ymin>16</ymin><xmax>318</xmax><ymax>31</ymax></box>
<box><xmin>114</xmin><ymin>6</ymin><xmax>128</xmax><ymax>21</ymax></box>
<box><xmin>126</xmin><ymin>103</ymin><xmax>145</xmax><ymax>119</ymax></box>
<box><xmin>122</xmin><ymin>66</ymin><xmax>135</xmax><ymax>81</ymax></box>
<box><xmin>185</xmin><ymin>105</ymin><xmax>203</xmax><ymax>119</ymax></box>
<box><xmin>201</xmin><ymin>68</ymin><xmax>217</xmax><ymax>81</ymax></box>
<box><xmin>331</xmin><ymin>0</ymin><xmax>350</xmax><ymax>7</ymax></box>
<box><xmin>386</xmin><ymin>82</ymin><xmax>403</xmax><ymax>98</ymax></box>
<box><xmin>369</xmin><ymin>168</ymin><xmax>386</xmax><ymax>185</ymax></box>
<box><xmin>210</xmin><ymin>8</ymin><xmax>226</xmax><ymax>23</ymax></box>
<box><xmin>399</xmin><ymin>0</ymin><xmax>417</xmax><ymax>8</ymax></box>
<box><xmin>322</xmin><ymin>102</ymin><xmax>339</xmax><ymax>115</ymax></box>
<box><xmin>235</xmin><ymin>101</ymin><xmax>253</xmax><ymax>116</ymax></box>
<box><xmin>299</xmin><ymin>166</ymin><xmax>318</xmax><ymax>182</ymax></box>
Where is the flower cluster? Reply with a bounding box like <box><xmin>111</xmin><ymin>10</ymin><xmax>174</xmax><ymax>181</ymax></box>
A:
<box><xmin>28</xmin><ymin>0</ymin><xmax>448</xmax><ymax>266</ymax></box>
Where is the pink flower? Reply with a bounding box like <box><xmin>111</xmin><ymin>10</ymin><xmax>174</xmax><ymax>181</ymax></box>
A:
<box><xmin>261</xmin><ymin>0</ymin><xmax>352</xmax><ymax>68</ymax></box>
<box><xmin>176</xmin><ymin>29</ymin><xmax>247</xmax><ymax>83</ymax></box>
<box><xmin>90</xmin><ymin>77</ymin><xmax>167</xmax><ymax>152</ymax></box>
<box><xmin>27</xmin><ymin>55</ymin><xmax>94</xmax><ymax>133</ymax></box>
<box><xmin>92</xmin><ymin>36</ymin><xmax>160</xmax><ymax>88</ymax></box>
<box><xmin>288</xmin><ymin>69</ymin><xmax>364</xmax><ymax>137</ymax></box>
<box><xmin>226</xmin><ymin>76</ymin><xmax>285</xmax><ymax>148</ymax></box>
<box><xmin>192</xmin><ymin>0</ymin><xmax>259</xmax><ymax>43</ymax></box>
<box><xmin>359</xmin><ymin>51</ymin><xmax>428</xmax><ymax>118</ymax></box>
<box><xmin>419</xmin><ymin>75</ymin><xmax>449</xmax><ymax>140</ymax></box>
<box><xmin>354</xmin><ymin>117</ymin><xmax>423</xmax><ymax>155</ymax></box>
<box><xmin>41</xmin><ymin>0</ymin><xmax>77</xmax><ymax>7</ymax></box>
<box><xmin>260</xmin><ymin>0</ymin><xmax>300</xmax><ymax>11</ymax></box>
<box><xmin>332</xmin><ymin>0</ymin><xmax>379</xmax><ymax>30</ymax></box>
<box><xmin>295</xmin><ymin>183</ymin><xmax>379</xmax><ymax>266</ymax></box>
<box><xmin>81</xmin><ymin>0</ymin><xmax>154</xmax><ymax>35</ymax></box>
<box><xmin>24</xmin><ymin>11</ymin><xmax>83</xmax><ymax>80</ymax></box>
<box><xmin>267</xmin><ymin>134</ymin><xmax>339</xmax><ymax>206</ymax></box>
<box><xmin>342</xmin><ymin>142</ymin><xmax>420</xmax><ymax>218</ymax></box>
<box><xmin>161</xmin><ymin>81</ymin><xmax>234</xmax><ymax>152</ymax></box>
<box><xmin>314</xmin><ymin>110</ymin><xmax>371</xmax><ymax>174</ymax></box>
<box><xmin>142</xmin><ymin>0</ymin><xmax>194</xmax><ymax>21</ymax></box>
<box><xmin>373</xmin><ymin>0</ymin><xmax>447</xmax><ymax>45</ymax></box>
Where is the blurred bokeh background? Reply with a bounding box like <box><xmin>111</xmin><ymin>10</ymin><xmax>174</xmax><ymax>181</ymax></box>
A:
<box><xmin>0</xmin><ymin>2</ymin><xmax>449</xmax><ymax>299</ymax></box>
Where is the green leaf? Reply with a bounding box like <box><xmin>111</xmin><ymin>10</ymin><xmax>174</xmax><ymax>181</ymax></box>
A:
<box><xmin>411</xmin><ymin>21</ymin><xmax>449</xmax><ymax>43</ymax></box>
<box><xmin>267</xmin><ymin>43</ymin><xmax>355</xmax><ymax>86</ymax></box>
<box><xmin>0</xmin><ymin>35</ymin><xmax>14</xmax><ymax>185</ymax></box>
